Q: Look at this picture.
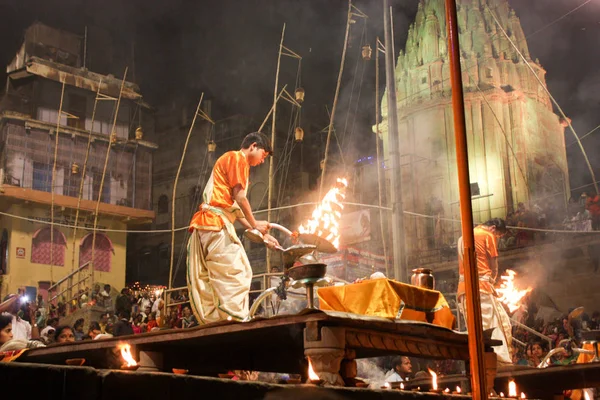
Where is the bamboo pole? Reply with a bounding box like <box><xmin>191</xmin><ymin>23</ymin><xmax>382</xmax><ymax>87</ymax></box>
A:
<box><xmin>319</xmin><ymin>0</ymin><xmax>352</xmax><ymax>199</ymax></box>
<box><xmin>382</xmin><ymin>0</ymin><xmax>408</xmax><ymax>282</ymax></box>
<box><xmin>374</xmin><ymin>38</ymin><xmax>389</xmax><ymax>278</ymax></box>
<box><xmin>168</xmin><ymin>94</ymin><xmax>204</xmax><ymax>290</ymax></box>
<box><xmin>445</xmin><ymin>1</ymin><xmax>487</xmax><ymax>398</ymax></box>
<box><xmin>487</xmin><ymin>6</ymin><xmax>597</xmax><ymax>195</ymax></box>
<box><xmin>50</xmin><ymin>80</ymin><xmax>67</xmax><ymax>289</ymax></box>
<box><xmin>90</xmin><ymin>68</ymin><xmax>128</xmax><ymax>290</ymax></box>
<box><xmin>258</xmin><ymin>85</ymin><xmax>287</xmax><ymax>133</ymax></box>
<box><xmin>70</xmin><ymin>80</ymin><xmax>103</xmax><ymax>287</ymax></box>
<box><xmin>266</xmin><ymin>24</ymin><xmax>285</xmax><ymax>273</ymax></box>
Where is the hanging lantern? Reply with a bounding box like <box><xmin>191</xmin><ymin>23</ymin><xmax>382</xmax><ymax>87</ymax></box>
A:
<box><xmin>362</xmin><ymin>44</ymin><xmax>372</xmax><ymax>60</ymax></box>
<box><xmin>320</xmin><ymin>159</ymin><xmax>325</xmax><ymax>170</ymax></box>
<box><xmin>294</xmin><ymin>87</ymin><xmax>305</xmax><ymax>104</ymax></box>
<box><xmin>71</xmin><ymin>162</ymin><xmax>80</xmax><ymax>175</ymax></box>
<box><xmin>135</xmin><ymin>126</ymin><xmax>144</xmax><ymax>140</ymax></box>
<box><xmin>294</xmin><ymin>127</ymin><xmax>304</xmax><ymax>142</ymax></box>
<box><xmin>207</xmin><ymin>140</ymin><xmax>217</xmax><ymax>152</ymax></box>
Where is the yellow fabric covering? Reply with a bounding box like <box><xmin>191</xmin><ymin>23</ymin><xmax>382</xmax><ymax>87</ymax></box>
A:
<box><xmin>317</xmin><ymin>278</ymin><xmax>455</xmax><ymax>329</ymax></box>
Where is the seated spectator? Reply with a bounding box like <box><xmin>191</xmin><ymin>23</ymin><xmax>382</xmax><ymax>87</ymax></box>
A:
<box><xmin>73</xmin><ymin>319</ymin><xmax>85</xmax><ymax>341</ymax></box>
<box><xmin>100</xmin><ymin>284</ymin><xmax>113</xmax><ymax>310</ymax></box>
<box><xmin>54</xmin><ymin>326</ymin><xmax>75</xmax><ymax>343</ymax></box>
<box><xmin>0</xmin><ymin>313</ymin><xmax>14</xmax><ymax>347</ymax></box>
<box><xmin>113</xmin><ymin>311</ymin><xmax>134</xmax><ymax>337</ymax></box>
<box><xmin>83</xmin><ymin>322</ymin><xmax>102</xmax><ymax>340</ymax></box>
<box><xmin>132</xmin><ymin>314</ymin><xmax>145</xmax><ymax>334</ymax></box>
<box><xmin>115</xmin><ymin>288</ymin><xmax>132</xmax><ymax>317</ymax></box>
<box><xmin>99</xmin><ymin>313</ymin><xmax>110</xmax><ymax>334</ymax></box>
<box><xmin>181</xmin><ymin>306</ymin><xmax>198</xmax><ymax>329</ymax></box>
<box><xmin>41</xmin><ymin>317</ymin><xmax>59</xmax><ymax>343</ymax></box>
<box><xmin>146</xmin><ymin>312</ymin><xmax>159</xmax><ymax>332</ymax></box>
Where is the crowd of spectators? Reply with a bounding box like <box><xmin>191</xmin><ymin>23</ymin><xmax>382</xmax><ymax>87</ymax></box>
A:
<box><xmin>0</xmin><ymin>284</ymin><xmax>198</xmax><ymax>352</ymax></box>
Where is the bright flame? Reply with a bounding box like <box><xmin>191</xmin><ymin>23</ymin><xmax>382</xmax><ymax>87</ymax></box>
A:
<box><xmin>400</xmin><ymin>382</ymin><xmax>404</xmax><ymax>389</ymax></box>
<box><xmin>298</xmin><ymin>178</ymin><xmax>348</xmax><ymax>249</ymax></box>
<box><xmin>521</xmin><ymin>393</ymin><xmax>526</xmax><ymax>399</ymax></box>
<box><xmin>307</xmin><ymin>359</ymin><xmax>320</xmax><ymax>381</ymax></box>
<box><xmin>584</xmin><ymin>390</ymin><xmax>592</xmax><ymax>400</ymax></box>
<box><xmin>456</xmin><ymin>386</ymin><xmax>462</xmax><ymax>394</ymax></box>
<box><xmin>444</xmin><ymin>388</ymin><xmax>450</xmax><ymax>393</ymax></box>
<box><xmin>500</xmin><ymin>392</ymin><xmax>505</xmax><ymax>397</ymax></box>
<box><xmin>428</xmin><ymin>368</ymin><xmax>438</xmax><ymax>390</ymax></box>
<box><xmin>508</xmin><ymin>380</ymin><xmax>517</xmax><ymax>397</ymax></box>
<box><xmin>118</xmin><ymin>343</ymin><xmax>137</xmax><ymax>367</ymax></box>
<box><xmin>383</xmin><ymin>382</ymin><xmax>391</xmax><ymax>389</ymax></box>
<box><xmin>497</xmin><ymin>270</ymin><xmax>532</xmax><ymax>313</ymax></box>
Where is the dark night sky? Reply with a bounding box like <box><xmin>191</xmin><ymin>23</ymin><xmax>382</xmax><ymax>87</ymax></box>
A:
<box><xmin>0</xmin><ymin>0</ymin><xmax>599</xmax><ymax>191</ymax></box>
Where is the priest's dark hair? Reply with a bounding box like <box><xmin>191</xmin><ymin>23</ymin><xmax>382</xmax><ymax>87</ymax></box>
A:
<box><xmin>481</xmin><ymin>218</ymin><xmax>507</xmax><ymax>233</ymax></box>
<box><xmin>241</xmin><ymin>132</ymin><xmax>273</xmax><ymax>155</ymax></box>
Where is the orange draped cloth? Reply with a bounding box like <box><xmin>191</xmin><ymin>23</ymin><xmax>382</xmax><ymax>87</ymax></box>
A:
<box><xmin>318</xmin><ymin>278</ymin><xmax>455</xmax><ymax>329</ymax></box>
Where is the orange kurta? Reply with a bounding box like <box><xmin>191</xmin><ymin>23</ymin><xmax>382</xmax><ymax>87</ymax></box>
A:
<box><xmin>457</xmin><ymin>226</ymin><xmax>498</xmax><ymax>297</ymax></box>
<box><xmin>189</xmin><ymin>150</ymin><xmax>249</xmax><ymax>231</ymax></box>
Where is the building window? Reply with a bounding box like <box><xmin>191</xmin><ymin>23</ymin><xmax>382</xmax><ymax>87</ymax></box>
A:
<box><xmin>79</xmin><ymin>233</ymin><xmax>113</xmax><ymax>272</ymax></box>
<box><xmin>32</xmin><ymin>162</ymin><xmax>52</xmax><ymax>192</ymax></box>
<box><xmin>421</xmin><ymin>76</ymin><xmax>427</xmax><ymax>84</ymax></box>
<box><xmin>31</xmin><ymin>227</ymin><xmax>66</xmax><ymax>266</ymax></box>
<box><xmin>158</xmin><ymin>195</ymin><xmax>169</xmax><ymax>214</ymax></box>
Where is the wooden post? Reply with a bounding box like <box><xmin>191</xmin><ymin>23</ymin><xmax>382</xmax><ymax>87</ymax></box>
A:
<box><xmin>444</xmin><ymin>1</ymin><xmax>487</xmax><ymax>399</ymax></box>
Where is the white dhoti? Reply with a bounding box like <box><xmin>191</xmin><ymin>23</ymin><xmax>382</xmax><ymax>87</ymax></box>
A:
<box><xmin>187</xmin><ymin>228</ymin><xmax>253</xmax><ymax>324</ymax></box>
<box><xmin>458</xmin><ymin>292</ymin><xmax>513</xmax><ymax>364</ymax></box>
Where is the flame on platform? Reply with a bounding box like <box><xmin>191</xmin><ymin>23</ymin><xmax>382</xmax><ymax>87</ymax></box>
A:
<box><xmin>444</xmin><ymin>388</ymin><xmax>450</xmax><ymax>393</ymax></box>
<box><xmin>508</xmin><ymin>380</ymin><xmax>517</xmax><ymax>397</ymax></box>
<box><xmin>298</xmin><ymin>178</ymin><xmax>348</xmax><ymax>249</ymax></box>
<box><xmin>584</xmin><ymin>390</ymin><xmax>592</xmax><ymax>400</ymax></box>
<box><xmin>428</xmin><ymin>368</ymin><xmax>438</xmax><ymax>390</ymax></box>
<box><xmin>521</xmin><ymin>393</ymin><xmax>526</xmax><ymax>399</ymax></box>
<box><xmin>400</xmin><ymin>382</ymin><xmax>404</xmax><ymax>389</ymax></box>
<box><xmin>497</xmin><ymin>270</ymin><xmax>532</xmax><ymax>313</ymax></box>
<box><xmin>118</xmin><ymin>343</ymin><xmax>137</xmax><ymax>367</ymax></box>
<box><xmin>499</xmin><ymin>392</ymin><xmax>505</xmax><ymax>397</ymax></box>
<box><xmin>456</xmin><ymin>386</ymin><xmax>461</xmax><ymax>394</ymax></box>
<box><xmin>307</xmin><ymin>359</ymin><xmax>320</xmax><ymax>381</ymax></box>
<box><xmin>383</xmin><ymin>382</ymin><xmax>391</xmax><ymax>389</ymax></box>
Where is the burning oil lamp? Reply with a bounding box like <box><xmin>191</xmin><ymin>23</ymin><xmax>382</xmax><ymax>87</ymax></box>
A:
<box><xmin>399</xmin><ymin>382</ymin><xmax>404</xmax><ymax>390</ymax></box>
<box><xmin>307</xmin><ymin>359</ymin><xmax>323</xmax><ymax>385</ymax></box>
<box><xmin>520</xmin><ymin>393</ymin><xmax>526</xmax><ymax>399</ymax></box>
<box><xmin>444</xmin><ymin>388</ymin><xmax>450</xmax><ymax>394</ymax></box>
<box><xmin>71</xmin><ymin>162</ymin><xmax>80</xmax><ymax>175</ymax></box>
<box><xmin>380</xmin><ymin>382</ymin><xmax>391</xmax><ymax>390</ymax></box>
<box><xmin>118</xmin><ymin>343</ymin><xmax>139</xmax><ymax>371</ymax></box>
<box><xmin>499</xmin><ymin>392</ymin><xmax>505</xmax><ymax>397</ymax></box>
<box><xmin>428</xmin><ymin>369</ymin><xmax>441</xmax><ymax>393</ymax></box>
<box><xmin>452</xmin><ymin>385</ymin><xmax>462</xmax><ymax>395</ymax></box>
<box><xmin>508</xmin><ymin>380</ymin><xmax>517</xmax><ymax>398</ymax></box>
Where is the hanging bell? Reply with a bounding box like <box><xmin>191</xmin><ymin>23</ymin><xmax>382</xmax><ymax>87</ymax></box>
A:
<box><xmin>135</xmin><ymin>126</ymin><xmax>144</xmax><ymax>140</ymax></box>
<box><xmin>207</xmin><ymin>140</ymin><xmax>217</xmax><ymax>152</ymax></box>
<box><xmin>294</xmin><ymin>127</ymin><xmax>304</xmax><ymax>142</ymax></box>
<box><xmin>294</xmin><ymin>87</ymin><xmax>305</xmax><ymax>104</ymax></box>
<box><xmin>362</xmin><ymin>44</ymin><xmax>372</xmax><ymax>61</ymax></box>
<box><xmin>71</xmin><ymin>162</ymin><xmax>80</xmax><ymax>175</ymax></box>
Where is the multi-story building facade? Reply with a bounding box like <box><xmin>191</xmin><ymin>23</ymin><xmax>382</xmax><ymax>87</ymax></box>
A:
<box><xmin>0</xmin><ymin>22</ymin><xmax>156</xmax><ymax>301</ymax></box>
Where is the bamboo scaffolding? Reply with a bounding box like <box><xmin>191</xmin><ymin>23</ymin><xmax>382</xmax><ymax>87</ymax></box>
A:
<box><xmin>69</xmin><ymin>80</ymin><xmax>103</xmax><ymax>290</ymax></box>
<box><xmin>319</xmin><ymin>0</ymin><xmax>352</xmax><ymax>199</ymax></box>
<box><xmin>49</xmin><ymin>80</ymin><xmax>67</xmax><ymax>288</ymax></box>
<box><xmin>266</xmin><ymin>24</ymin><xmax>286</xmax><ymax>273</ymax></box>
<box><xmin>168</xmin><ymin>94</ymin><xmax>204</xmax><ymax>290</ymax></box>
<box><xmin>374</xmin><ymin>37</ymin><xmax>389</xmax><ymax>278</ymax></box>
<box><xmin>89</xmin><ymin>68</ymin><xmax>128</xmax><ymax>289</ymax></box>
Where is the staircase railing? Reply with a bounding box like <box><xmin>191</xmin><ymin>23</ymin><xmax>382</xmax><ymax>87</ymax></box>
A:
<box><xmin>48</xmin><ymin>261</ymin><xmax>91</xmax><ymax>306</ymax></box>
<box><xmin>511</xmin><ymin>317</ymin><xmax>554</xmax><ymax>350</ymax></box>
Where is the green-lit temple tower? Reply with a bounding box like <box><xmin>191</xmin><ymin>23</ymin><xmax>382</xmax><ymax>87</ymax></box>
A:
<box><xmin>378</xmin><ymin>0</ymin><xmax>569</xmax><ymax>260</ymax></box>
